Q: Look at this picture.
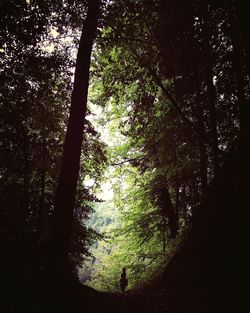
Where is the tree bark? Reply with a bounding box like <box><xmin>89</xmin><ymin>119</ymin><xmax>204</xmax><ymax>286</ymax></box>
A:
<box><xmin>231</xmin><ymin>2</ymin><xmax>250</xmax><ymax>151</ymax></box>
<box><xmin>160</xmin><ymin>180</ymin><xmax>179</xmax><ymax>238</ymax></box>
<box><xmin>48</xmin><ymin>0</ymin><xmax>101</xmax><ymax>272</ymax></box>
<box><xmin>18</xmin><ymin>134</ymin><xmax>29</xmax><ymax>257</ymax></box>
<box><xmin>36</xmin><ymin>136</ymin><xmax>46</xmax><ymax>239</ymax></box>
<box><xmin>206</xmin><ymin>65</ymin><xmax>219</xmax><ymax>176</ymax></box>
<box><xmin>194</xmin><ymin>87</ymin><xmax>208</xmax><ymax>194</ymax></box>
<box><xmin>200</xmin><ymin>2</ymin><xmax>220</xmax><ymax>176</ymax></box>
<box><xmin>175</xmin><ymin>172</ymin><xmax>180</xmax><ymax>218</ymax></box>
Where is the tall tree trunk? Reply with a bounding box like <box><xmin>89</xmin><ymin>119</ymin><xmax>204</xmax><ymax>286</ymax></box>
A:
<box><xmin>36</xmin><ymin>136</ymin><xmax>46</xmax><ymax>240</ymax></box>
<box><xmin>175</xmin><ymin>172</ymin><xmax>180</xmax><ymax>218</ymax></box>
<box><xmin>200</xmin><ymin>3</ymin><xmax>220</xmax><ymax>176</ymax></box>
<box><xmin>162</xmin><ymin>225</ymin><xmax>167</xmax><ymax>256</ymax></box>
<box><xmin>181</xmin><ymin>185</ymin><xmax>188</xmax><ymax>226</ymax></box>
<box><xmin>206</xmin><ymin>66</ymin><xmax>219</xmax><ymax>176</ymax></box>
<box><xmin>48</xmin><ymin>0</ymin><xmax>101</xmax><ymax>273</ymax></box>
<box><xmin>160</xmin><ymin>180</ymin><xmax>179</xmax><ymax>238</ymax></box>
<box><xmin>194</xmin><ymin>87</ymin><xmax>208</xmax><ymax>194</ymax></box>
<box><xmin>16</xmin><ymin>133</ymin><xmax>29</xmax><ymax>282</ymax></box>
<box><xmin>232</xmin><ymin>1</ymin><xmax>250</xmax><ymax>152</ymax></box>
<box><xmin>18</xmin><ymin>134</ymin><xmax>29</xmax><ymax>255</ymax></box>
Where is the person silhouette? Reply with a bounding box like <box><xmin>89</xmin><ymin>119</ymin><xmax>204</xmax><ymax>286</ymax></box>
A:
<box><xmin>119</xmin><ymin>267</ymin><xmax>128</xmax><ymax>293</ymax></box>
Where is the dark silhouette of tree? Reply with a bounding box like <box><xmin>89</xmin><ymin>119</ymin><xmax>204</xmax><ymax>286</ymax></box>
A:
<box><xmin>1</xmin><ymin>2</ymin><xmax>106</xmax><ymax>311</ymax></box>
<box><xmin>48</xmin><ymin>0</ymin><xmax>101</xmax><ymax>274</ymax></box>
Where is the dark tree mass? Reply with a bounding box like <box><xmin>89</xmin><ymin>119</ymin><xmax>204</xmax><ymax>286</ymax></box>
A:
<box><xmin>0</xmin><ymin>0</ymin><xmax>248</xmax><ymax>312</ymax></box>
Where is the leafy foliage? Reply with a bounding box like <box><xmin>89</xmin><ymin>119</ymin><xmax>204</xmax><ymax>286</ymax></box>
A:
<box><xmin>82</xmin><ymin>0</ymin><xmax>249</xmax><ymax>292</ymax></box>
<box><xmin>0</xmin><ymin>0</ymin><xmax>248</xmax><ymax>300</ymax></box>
<box><xmin>0</xmin><ymin>0</ymin><xmax>106</xmax><ymax>279</ymax></box>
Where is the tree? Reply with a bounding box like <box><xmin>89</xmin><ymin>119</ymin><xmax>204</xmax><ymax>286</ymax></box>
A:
<box><xmin>0</xmin><ymin>2</ymin><xmax>106</xmax><ymax>302</ymax></box>
<box><xmin>48</xmin><ymin>0</ymin><xmax>101</xmax><ymax>274</ymax></box>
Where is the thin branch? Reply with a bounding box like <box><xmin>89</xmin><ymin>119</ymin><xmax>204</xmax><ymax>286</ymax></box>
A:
<box><xmin>110</xmin><ymin>156</ymin><xmax>144</xmax><ymax>166</ymax></box>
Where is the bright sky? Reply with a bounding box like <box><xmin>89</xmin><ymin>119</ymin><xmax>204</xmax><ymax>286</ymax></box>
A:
<box><xmin>84</xmin><ymin>102</ymin><xmax>117</xmax><ymax>201</ymax></box>
<box><xmin>98</xmin><ymin>181</ymin><xmax>114</xmax><ymax>201</ymax></box>
<box><xmin>41</xmin><ymin>26</ymin><xmax>74</xmax><ymax>54</ymax></box>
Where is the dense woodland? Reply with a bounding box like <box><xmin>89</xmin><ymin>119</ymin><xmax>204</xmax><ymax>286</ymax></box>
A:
<box><xmin>0</xmin><ymin>0</ymin><xmax>249</xmax><ymax>312</ymax></box>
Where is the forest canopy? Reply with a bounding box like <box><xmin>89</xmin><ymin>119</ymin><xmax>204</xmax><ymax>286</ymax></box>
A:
<box><xmin>0</xmin><ymin>0</ymin><xmax>249</xmax><ymax>312</ymax></box>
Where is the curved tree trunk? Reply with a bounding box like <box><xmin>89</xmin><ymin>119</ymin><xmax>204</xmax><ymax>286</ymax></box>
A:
<box><xmin>48</xmin><ymin>0</ymin><xmax>101</xmax><ymax>273</ymax></box>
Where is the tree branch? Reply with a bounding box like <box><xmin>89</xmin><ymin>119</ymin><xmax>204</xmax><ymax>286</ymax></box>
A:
<box><xmin>110</xmin><ymin>156</ymin><xmax>144</xmax><ymax>166</ymax></box>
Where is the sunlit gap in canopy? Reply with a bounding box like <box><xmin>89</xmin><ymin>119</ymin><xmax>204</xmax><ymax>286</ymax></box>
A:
<box><xmin>77</xmin><ymin>99</ymin><xmax>172</xmax><ymax>293</ymax></box>
<box><xmin>78</xmin><ymin>100</ymin><xmax>128</xmax><ymax>292</ymax></box>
